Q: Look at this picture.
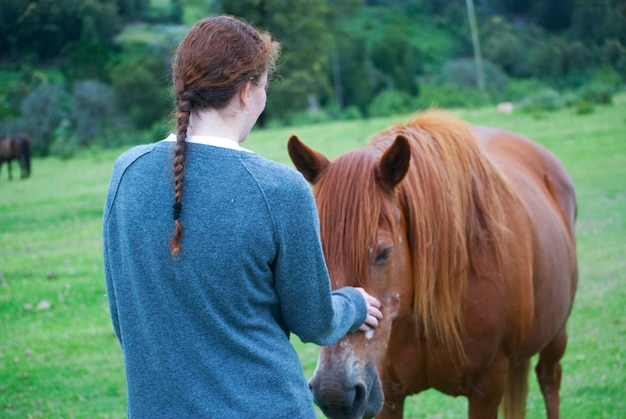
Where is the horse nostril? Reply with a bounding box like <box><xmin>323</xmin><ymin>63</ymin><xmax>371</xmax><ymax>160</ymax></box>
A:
<box><xmin>351</xmin><ymin>382</ymin><xmax>367</xmax><ymax>413</ymax></box>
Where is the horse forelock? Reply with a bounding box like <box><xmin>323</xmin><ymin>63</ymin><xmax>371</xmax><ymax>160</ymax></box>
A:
<box><xmin>314</xmin><ymin>144</ymin><xmax>399</xmax><ymax>289</ymax></box>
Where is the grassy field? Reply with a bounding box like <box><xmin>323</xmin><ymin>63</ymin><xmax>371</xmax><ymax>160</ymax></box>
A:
<box><xmin>1</xmin><ymin>98</ymin><xmax>625</xmax><ymax>418</ymax></box>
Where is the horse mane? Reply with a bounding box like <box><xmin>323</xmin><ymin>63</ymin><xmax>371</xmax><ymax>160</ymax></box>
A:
<box><xmin>315</xmin><ymin>110</ymin><xmax>515</xmax><ymax>362</ymax></box>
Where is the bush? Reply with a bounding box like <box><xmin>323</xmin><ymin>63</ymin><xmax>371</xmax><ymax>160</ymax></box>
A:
<box><xmin>50</xmin><ymin>119</ymin><xmax>79</xmax><ymax>160</ymax></box>
<box><xmin>413</xmin><ymin>81</ymin><xmax>491</xmax><ymax>110</ymax></box>
<box><xmin>573</xmin><ymin>99</ymin><xmax>595</xmax><ymax>115</ymax></box>
<box><xmin>110</xmin><ymin>52</ymin><xmax>171</xmax><ymax>130</ymax></box>
<box><xmin>20</xmin><ymin>83</ymin><xmax>69</xmax><ymax>156</ymax></box>
<box><xmin>342</xmin><ymin>106</ymin><xmax>363</xmax><ymax>121</ymax></box>
<box><xmin>443</xmin><ymin>59</ymin><xmax>507</xmax><ymax>94</ymax></box>
<box><xmin>577</xmin><ymin>83</ymin><xmax>614</xmax><ymax>105</ymax></box>
<box><xmin>69</xmin><ymin>80</ymin><xmax>117</xmax><ymax>145</ymax></box>
<box><xmin>367</xmin><ymin>89</ymin><xmax>413</xmax><ymax>117</ymax></box>
<box><xmin>569</xmin><ymin>67</ymin><xmax>623</xmax><ymax>106</ymax></box>
<box><xmin>518</xmin><ymin>89</ymin><xmax>565</xmax><ymax>114</ymax></box>
<box><xmin>503</xmin><ymin>78</ymin><xmax>552</xmax><ymax>103</ymax></box>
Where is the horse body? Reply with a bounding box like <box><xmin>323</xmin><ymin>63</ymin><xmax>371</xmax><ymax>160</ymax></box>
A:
<box><xmin>0</xmin><ymin>133</ymin><xmax>31</xmax><ymax>180</ymax></box>
<box><xmin>288</xmin><ymin>111</ymin><xmax>577</xmax><ymax>419</ymax></box>
<box><xmin>476</xmin><ymin>127</ymin><xmax>577</xmax><ymax>360</ymax></box>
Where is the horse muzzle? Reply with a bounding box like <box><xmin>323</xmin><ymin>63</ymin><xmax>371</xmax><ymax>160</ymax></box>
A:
<box><xmin>309</xmin><ymin>363</ymin><xmax>383</xmax><ymax>419</ymax></box>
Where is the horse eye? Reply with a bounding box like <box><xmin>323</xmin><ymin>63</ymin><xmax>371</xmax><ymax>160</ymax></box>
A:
<box><xmin>375</xmin><ymin>246</ymin><xmax>392</xmax><ymax>265</ymax></box>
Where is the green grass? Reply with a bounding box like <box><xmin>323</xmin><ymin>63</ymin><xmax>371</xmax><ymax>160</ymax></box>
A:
<box><xmin>1</xmin><ymin>99</ymin><xmax>625</xmax><ymax>418</ymax></box>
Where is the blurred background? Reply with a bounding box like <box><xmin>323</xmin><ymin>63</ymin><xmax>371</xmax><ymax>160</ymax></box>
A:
<box><xmin>0</xmin><ymin>0</ymin><xmax>624</xmax><ymax>158</ymax></box>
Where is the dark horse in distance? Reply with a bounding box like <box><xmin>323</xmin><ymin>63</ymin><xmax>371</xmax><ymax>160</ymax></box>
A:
<box><xmin>288</xmin><ymin>110</ymin><xmax>577</xmax><ymax>419</ymax></box>
<box><xmin>0</xmin><ymin>133</ymin><xmax>31</xmax><ymax>180</ymax></box>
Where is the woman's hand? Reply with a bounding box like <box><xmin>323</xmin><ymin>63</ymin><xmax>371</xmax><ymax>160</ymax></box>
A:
<box><xmin>355</xmin><ymin>288</ymin><xmax>383</xmax><ymax>332</ymax></box>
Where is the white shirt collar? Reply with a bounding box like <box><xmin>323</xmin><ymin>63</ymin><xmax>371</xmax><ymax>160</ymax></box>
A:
<box><xmin>164</xmin><ymin>133</ymin><xmax>252</xmax><ymax>153</ymax></box>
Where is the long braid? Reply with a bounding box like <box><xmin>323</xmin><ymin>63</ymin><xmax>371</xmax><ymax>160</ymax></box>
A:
<box><xmin>169</xmin><ymin>97</ymin><xmax>191</xmax><ymax>257</ymax></box>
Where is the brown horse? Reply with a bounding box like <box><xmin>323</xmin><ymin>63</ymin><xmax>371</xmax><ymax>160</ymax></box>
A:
<box><xmin>288</xmin><ymin>110</ymin><xmax>577</xmax><ymax>419</ymax></box>
<box><xmin>0</xmin><ymin>133</ymin><xmax>31</xmax><ymax>180</ymax></box>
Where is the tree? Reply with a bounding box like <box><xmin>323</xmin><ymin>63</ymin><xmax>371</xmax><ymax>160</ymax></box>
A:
<box><xmin>116</xmin><ymin>0</ymin><xmax>150</xmax><ymax>21</ymax></box>
<box><xmin>0</xmin><ymin>0</ymin><xmax>121</xmax><ymax>63</ymax></box>
<box><xmin>220</xmin><ymin>0</ymin><xmax>335</xmax><ymax>119</ymax></box>
<box><xmin>533</xmin><ymin>0</ymin><xmax>574</xmax><ymax>31</ymax></box>
<box><xmin>332</xmin><ymin>6</ymin><xmax>425</xmax><ymax>115</ymax></box>
<box><xmin>110</xmin><ymin>52</ymin><xmax>172</xmax><ymax>130</ymax></box>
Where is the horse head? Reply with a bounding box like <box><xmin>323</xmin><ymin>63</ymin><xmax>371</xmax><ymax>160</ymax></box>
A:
<box><xmin>288</xmin><ymin>134</ymin><xmax>413</xmax><ymax>418</ymax></box>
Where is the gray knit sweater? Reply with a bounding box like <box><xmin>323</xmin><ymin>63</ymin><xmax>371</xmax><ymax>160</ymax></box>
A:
<box><xmin>103</xmin><ymin>140</ymin><xmax>367</xmax><ymax>418</ymax></box>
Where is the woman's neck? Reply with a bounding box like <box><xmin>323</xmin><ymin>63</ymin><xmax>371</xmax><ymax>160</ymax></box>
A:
<box><xmin>187</xmin><ymin>109</ymin><xmax>243</xmax><ymax>143</ymax></box>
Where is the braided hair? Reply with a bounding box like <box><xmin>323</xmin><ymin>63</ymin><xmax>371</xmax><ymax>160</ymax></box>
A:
<box><xmin>168</xmin><ymin>16</ymin><xmax>279</xmax><ymax>257</ymax></box>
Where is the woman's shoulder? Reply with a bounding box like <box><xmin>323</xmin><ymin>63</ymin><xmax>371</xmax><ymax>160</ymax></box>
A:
<box><xmin>242</xmin><ymin>154</ymin><xmax>309</xmax><ymax>189</ymax></box>
<box><xmin>113</xmin><ymin>143</ymin><xmax>161</xmax><ymax>172</ymax></box>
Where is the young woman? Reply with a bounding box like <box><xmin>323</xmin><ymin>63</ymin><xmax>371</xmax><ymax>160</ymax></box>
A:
<box><xmin>103</xmin><ymin>15</ymin><xmax>382</xmax><ymax>417</ymax></box>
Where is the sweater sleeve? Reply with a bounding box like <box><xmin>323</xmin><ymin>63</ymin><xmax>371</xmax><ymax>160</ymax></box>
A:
<box><xmin>102</xmin><ymin>144</ymin><xmax>156</xmax><ymax>346</ymax></box>
<box><xmin>269</xmin><ymin>171</ymin><xmax>367</xmax><ymax>346</ymax></box>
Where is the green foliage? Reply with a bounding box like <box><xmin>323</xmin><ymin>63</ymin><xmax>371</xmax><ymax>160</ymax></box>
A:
<box><xmin>333</xmin><ymin>38</ymin><xmax>372</xmax><ymax>113</ymax></box>
<box><xmin>342</xmin><ymin>105</ymin><xmax>364</xmax><ymax>121</ymax></box>
<box><xmin>370</xmin><ymin>32</ymin><xmax>421</xmax><ymax>95</ymax></box>
<box><xmin>49</xmin><ymin>120</ymin><xmax>80</xmax><ymax>160</ymax></box>
<box><xmin>515</xmin><ymin>67</ymin><xmax>623</xmax><ymax>116</ymax></box>
<box><xmin>335</xmin><ymin>6</ymin><xmax>453</xmax><ymax>115</ymax></box>
<box><xmin>114</xmin><ymin>22</ymin><xmax>187</xmax><ymax>47</ymax></box>
<box><xmin>577</xmin><ymin>83</ymin><xmax>614</xmax><ymax>105</ymax></box>
<box><xmin>481</xmin><ymin>16</ymin><xmax>534</xmax><ymax>77</ymax></box>
<box><xmin>1</xmin><ymin>66</ymin><xmax>63</xmax><ymax>119</ymax></box>
<box><xmin>11</xmin><ymin>79</ymin><xmax>129</xmax><ymax>156</ymax></box>
<box><xmin>367</xmin><ymin>89</ymin><xmax>414</xmax><ymax>118</ymax></box>
<box><xmin>20</xmin><ymin>84</ymin><xmax>70</xmax><ymax>156</ymax></box>
<box><xmin>601</xmin><ymin>39</ymin><xmax>626</xmax><ymax>80</ymax></box>
<box><xmin>443</xmin><ymin>58</ymin><xmax>507</xmax><ymax>93</ymax></box>
<box><xmin>571</xmin><ymin>0</ymin><xmax>626</xmax><ymax>45</ymax></box>
<box><xmin>180</xmin><ymin>0</ymin><xmax>215</xmax><ymax>25</ymax></box>
<box><xmin>61</xmin><ymin>42</ymin><xmax>115</xmax><ymax>83</ymax></box>
<box><xmin>413</xmin><ymin>81</ymin><xmax>491</xmax><ymax>110</ymax></box>
<box><xmin>68</xmin><ymin>80</ymin><xmax>118</xmax><ymax>146</ymax></box>
<box><xmin>170</xmin><ymin>0</ymin><xmax>184</xmax><ymax>23</ymax></box>
<box><xmin>221</xmin><ymin>0</ymin><xmax>335</xmax><ymax>118</ymax></box>
<box><xmin>518</xmin><ymin>88</ymin><xmax>566</xmax><ymax>114</ymax></box>
<box><xmin>502</xmin><ymin>78</ymin><xmax>552</xmax><ymax>102</ymax></box>
<box><xmin>1</xmin><ymin>0</ymin><xmax>626</xmax><ymax>144</ymax></box>
<box><xmin>117</xmin><ymin>0</ymin><xmax>151</xmax><ymax>21</ymax></box>
<box><xmin>0</xmin><ymin>0</ymin><xmax>122</xmax><ymax>63</ymax></box>
<box><xmin>109</xmin><ymin>52</ymin><xmax>171</xmax><ymax>130</ymax></box>
<box><xmin>533</xmin><ymin>0</ymin><xmax>574</xmax><ymax>31</ymax></box>
<box><xmin>478</xmin><ymin>1</ymin><xmax>626</xmax><ymax>88</ymax></box>
<box><xmin>591</xmin><ymin>66</ymin><xmax>624</xmax><ymax>90</ymax></box>
<box><xmin>529</xmin><ymin>36</ymin><xmax>599</xmax><ymax>83</ymax></box>
<box><xmin>572</xmin><ymin>99</ymin><xmax>594</xmax><ymax>115</ymax></box>
<box><xmin>489</xmin><ymin>0</ymin><xmax>588</xmax><ymax>33</ymax></box>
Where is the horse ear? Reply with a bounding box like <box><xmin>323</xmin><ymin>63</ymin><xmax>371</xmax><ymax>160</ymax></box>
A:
<box><xmin>287</xmin><ymin>135</ymin><xmax>330</xmax><ymax>184</ymax></box>
<box><xmin>377</xmin><ymin>135</ymin><xmax>411</xmax><ymax>190</ymax></box>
